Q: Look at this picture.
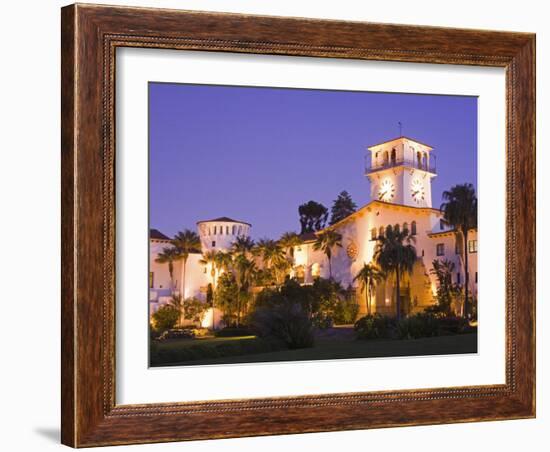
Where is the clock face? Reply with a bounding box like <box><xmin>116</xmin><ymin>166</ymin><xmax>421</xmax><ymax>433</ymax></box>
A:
<box><xmin>378</xmin><ymin>179</ymin><xmax>395</xmax><ymax>202</ymax></box>
<box><xmin>411</xmin><ymin>179</ymin><xmax>425</xmax><ymax>203</ymax></box>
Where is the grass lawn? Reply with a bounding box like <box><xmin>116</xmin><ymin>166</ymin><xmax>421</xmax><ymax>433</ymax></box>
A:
<box><xmin>151</xmin><ymin>330</ymin><xmax>478</xmax><ymax>367</ymax></box>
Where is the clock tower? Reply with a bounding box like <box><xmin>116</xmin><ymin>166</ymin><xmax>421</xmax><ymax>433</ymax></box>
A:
<box><xmin>365</xmin><ymin>136</ymin><xmax>436</xmax><ymax>208</ymax></box>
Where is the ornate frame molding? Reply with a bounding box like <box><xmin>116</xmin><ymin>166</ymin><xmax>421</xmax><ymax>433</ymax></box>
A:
<box><xmin>61</xmin><ymin>4</ymin><xmax>535</xmax><ymax>447</ymax></box>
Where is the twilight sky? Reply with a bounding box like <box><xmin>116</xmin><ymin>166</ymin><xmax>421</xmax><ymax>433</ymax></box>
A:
<box><xmin>149</xmin><ymin>83</ymin><xmax>477</xmax><ymax>240</ymax></box>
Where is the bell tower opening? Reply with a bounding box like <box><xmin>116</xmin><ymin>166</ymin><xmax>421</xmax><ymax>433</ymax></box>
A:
<box><xmin>365</xmin><ymin>136</ymin><xmax>437</xmax><ymax>208</ymax></box>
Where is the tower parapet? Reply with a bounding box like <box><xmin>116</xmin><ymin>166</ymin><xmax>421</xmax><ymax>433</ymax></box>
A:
<box><xmin>365</xmin><ymin>136</ymin><xmax>437</xmax><ymax>208</ymax></box>
<box><xmin>197</xmin><ymin>217</ymin><xmax>251</xmax><ymax>252</ymax></box>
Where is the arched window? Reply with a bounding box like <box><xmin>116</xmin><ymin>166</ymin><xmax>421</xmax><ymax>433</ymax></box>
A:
<box><xmin>394</xmin><ymin>223</ymin><xmax>400</xmax><ymax>233</ymax></box>
<box><xmin>417</xmin><ymin>151</ymin><xmax>422</xmax><ymax>169</ymax></box>
<box><xmin>311</xmin><ymin>263</ymin><xmax>321</xmax><ymax>278</ymax></box>
<box><xmin>232</xmin><ymin>225</ymin><xmax>236</xmax><ymax>235</ymax></box>
<box><xmin>386</xmin><ymin>224</ymin><xmax>393</xmax><ymax>236</ymax></box>
<box><xmin>238</xmin><ymin>226</ymin><xmax>242</xmax><ymax>235</ymax></box>
<box><xmin>213</xmin><ymin>226</ymin><xmax>217</xmax><ymax>235</ymax></box>
<box><xmin>403</xmin><ymin>222</ymin><xmax>409</xmax><ymax>234</ymax></box>
<box><xmin>422</xmin><ymin>152</ymin><xmax>428</xmax><ymax>170</ymax></box>
<box><xmin>295</xmin><ymin>265</ymin><xmax>305</xmax><ymax>283</ymax></box>
<box><xmin>383</xmin><ymin>151</ymin><xmax>389</xmax><ymax>166</ymax></box>
<box><xmin>411</xmin><ymin>221</ymin><xmax>417</xmax><ymax>235</ymax></box>
<box><xmin>371</xmin><ymin>228</ymin><xmax>377</xmax><ymax>240</ymax></box>
<box><xmin>379</xmin><ymin>226</ymin><xmax>385</xmax><ymax>238</ymax></box>
<box><xmin>226</xmin><ymin>226</ymin><xmax>229</xmax><ymax>235</ymax></box>
<box><xmin>390</xmin><ymin>148</ymin><xmax>397</xmax><ymax>165</ymax></box>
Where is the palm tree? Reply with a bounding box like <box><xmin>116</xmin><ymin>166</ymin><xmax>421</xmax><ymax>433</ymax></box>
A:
<box><xmin>171</xmin><ymin>229</ymin><xmax>201</xmax><ymax>299</ymax></box>
<box><xmin>154</xmin><ymin>246</ymin><xmax>179</xmax><ymax>292</ymax></box>
<box><xmin>440</xmin><ymin>183</ymin><xmax>477</xmax><ymax>319</ymax></box>
<box><xmin>374</xmin><ymin>228</ymin><xmax>417</xmax><ymax>320</ymax></box>
<box><xmin>169</xmin><ymin>294</ymin><xmax>185</xmax><ymax>326</ymax></box>
<box><xmin>278</xmin><ymin>231</ymin><xmax>302</xmax><ymax>259</ymax></box>
<box><xmin>200</xmin><ymin>250</ymin><xmax>219</xmax><ymax>285</ymax></box>
<box><xmin>313</xmin><ymin>230</ymin><xmax>343</xmax><ymax>278</ymax></box>
<box><xmin>215</xmin><ymin>251</ymin><xmax>234</xmax><ymax>275</ymax></box>
<box><xmin>231</xmin><ymin>236</ymin><xmax>255</xmax><ymax>257</ymax></box>
<box><xmin>233</xmin><ymin>254</ymin><xmax>257</xmax><ymax>326</ymax></box>
<box><xmin>254</xmin><ymin>238</ymin><xmax>285</xmax><ymax>268</ymax></box>
<box><xmin>353</xmin><ymin>262</ymin><xmax>384</xmax><ymax>316</ymax></box>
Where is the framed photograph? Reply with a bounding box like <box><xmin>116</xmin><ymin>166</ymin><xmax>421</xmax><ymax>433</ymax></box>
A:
<box><xmin>61</xmin><ymin>3</ymin><xmax>535</xmax><ymax>447</ymax></box>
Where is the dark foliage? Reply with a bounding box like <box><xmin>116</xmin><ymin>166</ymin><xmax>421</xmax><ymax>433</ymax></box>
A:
<box><xmin>330</xmin><ymin>190</ymin><xmax>357</xmax><ymax>224</ymax></box>
<box><xmin>150</xmin><ymin>337</ymin><xmax>286</xmax><ymax>366</ymax></box>
<box><xmin>397</xmin><ymin>313</ymin><xmax>440</xmax><ymax>339</ymax></box>
<box><xmin>354</xmin><ymin>314</ymin><xmax>396</xmax><ymax>339</ymax></box>
<box><xmin>252</xmin><ymin>303</ymin><xmax>315</xmax><ymax>349</ymax></box>
<box><xmin>214</xmin><ymin>326</ymin><xmax>254</xmax><ymax>337</ymax></box>
<box><xmin>298</xmin><ymin>200</ymin><xmax>328</xmax><ymax>233</ymax></box>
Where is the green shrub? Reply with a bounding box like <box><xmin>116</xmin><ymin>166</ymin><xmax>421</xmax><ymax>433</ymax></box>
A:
<box><xmin>397</xmin><ymin>313</ymin><xmax>440</xmax><ymax>339</ymax></box>
<box><xmin>152</xmin><ymin>305</ymin><xmax>179</xmax><ymax>331</ymax></box>
<box><xmin>437</xmin><ymin>316</ymin><xmax>470</xmax><ymax>335</ymax></box>
<box><xmin>332</xmin><ymin>298</ymin><xmax>360</xmax><ymax>324</ymax></box>
<box><xmin>182</xmin><ymin>297</ymin><xmax>209</xmax><ymax>325</ymax></box>
<box><xmin>252</xmin><ymin>303</ymin><xmax>314</xmax><ymax>349</ymax></box>
<box><xmin>149</xmin><ymin>336</ymin><xmax>286</xmax><ymax>366</ymax></box>
<box><xmin>312</xmin><ymin>313</ymin><xmax>334</xmax><ymax>329</ymax></box>
<box><xmin>214</xmin><ymin>327</ymin><xmax>253</xmax><ymax>337</ymax></box>
<box><xmin>157</xmin><ymin>328</ymin><xmax>195</xmax><ymax>341</ymax></box>
<box><xmin>354</xmin><ymin>314</ymin><xmax>395</xmax><ymax>339</ymax></box>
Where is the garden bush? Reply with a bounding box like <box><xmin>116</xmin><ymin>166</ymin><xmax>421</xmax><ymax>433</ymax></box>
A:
<box><xmin>397</xmin><ymin>313</ymin><xmax>440</xmax><ymax>339</ymax></box>
<box><xmin>354</xmin><ymin>314</ymin><xmax>395</xmax><ymax>339</ymax></box>
<box><xmin>252</xmin><ymin>303</ymin><xmax>314</xmax><ymax>349</ymax></box>
<box><xmin>437</xmin><ymin>316</ymin><xmax>471</xmax><ymax>335</ymax></box>
<box><xmin>332</xmin><ymin>297</ymin><xmax>360</xmax><ymax>325</ymax></box>
<box><xmin>157</xmin><ymin>328</ymin><xmax>195</xmax><ymax>341</ymax></box>
<box><xmin>214</xmin><ymin>326</ymin><xmax>254</xmax><ymax>337</ymax></box>
<box><xmin>149</xmin><ymin>336</ymin><xmax>286</xmax><ymax>366</ymax></box>
<box><xmin>151</xmin><ymin>305</ymin><xmax>179</xmax><ymax>331</ymax></box>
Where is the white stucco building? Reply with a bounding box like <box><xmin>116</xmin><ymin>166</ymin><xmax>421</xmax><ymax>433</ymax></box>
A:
<box><xmin>149</xmin><ymin>136</ymin><xmax>478</xmax><ymax>324</ymax></box>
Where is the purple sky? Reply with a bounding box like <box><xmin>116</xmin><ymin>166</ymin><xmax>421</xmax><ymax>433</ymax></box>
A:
<box><xmin>149</xmin><ymin>83</ymin><xmax>477</xmax><ymax>240</ymax></box>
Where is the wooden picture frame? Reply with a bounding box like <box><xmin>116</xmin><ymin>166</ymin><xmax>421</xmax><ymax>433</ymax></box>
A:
<box><xmin>61</xmin><ymin>3</ymin><xmax>535</xmax><ymax>447</ymax></box>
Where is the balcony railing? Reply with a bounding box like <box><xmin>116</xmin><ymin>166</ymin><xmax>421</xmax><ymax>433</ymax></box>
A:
<box><xmin>365</xmin><ymin>157</ymin><xmax>436</xmax><ymax>175</ymax></box>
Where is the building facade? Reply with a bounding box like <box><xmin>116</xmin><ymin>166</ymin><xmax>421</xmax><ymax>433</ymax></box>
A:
<box><xmin>149</xmin><ymin>136</ymin><xmax>477</xmax><ymax>324</ymax></box>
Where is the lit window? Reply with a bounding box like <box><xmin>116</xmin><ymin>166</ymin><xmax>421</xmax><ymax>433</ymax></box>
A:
<box><xmin>468</xmin><ymin>239</ymin><xmax>478</xmax><ymax>253</ymax></box>
<box><xmin>436</xmin><ymin>243</ymin><xmax>445</xmax><ymax>256</ymax></box>
<box><xmin>149</xmin><ymin>272</ymin><xmax>154</xmax><ymax>288</ymax></box>
<box><xmin>411</xmin><ymin>221</ymin><xmax>417</xmax><ymax>235</ymax></box>
<box><xmin>379</xmin><ymin>226</ymin><xmax>385</xmax><ymax>238</ymax></box>
<box><xmin>371</xmin><ymin>228</ymin><xmax>377</xmax><ymax>240</ymax></box>
<box><xmin>312</xmin><ymin>263</ymin><xmax>321</xmax><ymax>278</ymax></box>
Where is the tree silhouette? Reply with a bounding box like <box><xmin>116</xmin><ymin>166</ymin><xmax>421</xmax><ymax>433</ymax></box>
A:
<box><xmin>330</xmin><ymin>190</ymin><xmax>357</xmax><ymax>224</ymax></box>
<box><xmin>298</xmin><ymin>200</ymin><xmax>328</xmax><ymax>233</ymax></box>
